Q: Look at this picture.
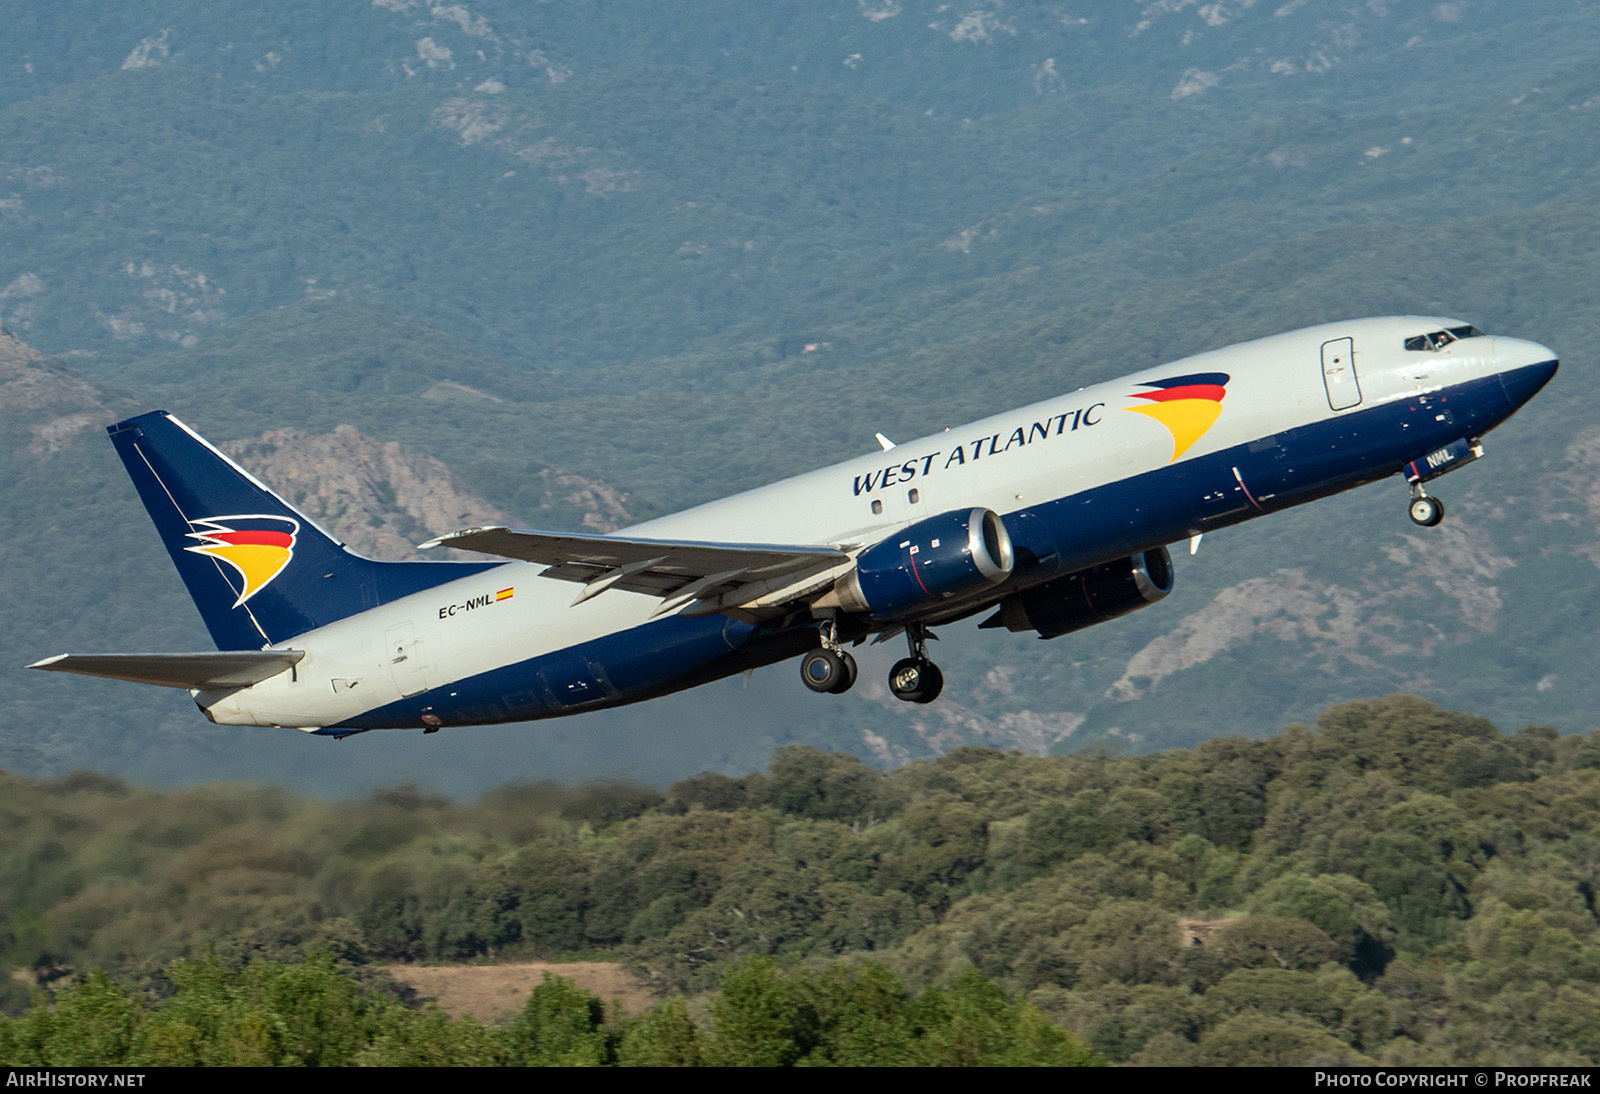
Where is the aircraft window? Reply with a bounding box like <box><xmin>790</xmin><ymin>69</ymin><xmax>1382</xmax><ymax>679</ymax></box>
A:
<box><xmin>908</xmin><ymin>488</ymin><xmax>920</xmax><ymax>504</ymax></box>
<box><xmin>1405</xmin><ymin>330</ymin><xmax>1462</xmax><ymax>351</ymax></box>
<box><xmin>871</xmin><ymin>499</ymin><xmax>883</xmax><ymax>515</ymax></box>
<box><xmin>1448</xmin><ymin>325</ymin><xmax>1485</xmax><ymax>340</ymax></box>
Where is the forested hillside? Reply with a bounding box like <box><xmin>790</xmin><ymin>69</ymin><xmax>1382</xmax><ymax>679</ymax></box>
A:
<box><xmin>6</xmin><ymin>696</ymin><xmax>1600</xmax><ymax>1065</ymax></box>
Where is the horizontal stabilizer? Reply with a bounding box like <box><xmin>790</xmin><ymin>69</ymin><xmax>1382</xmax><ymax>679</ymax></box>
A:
<box><xmin>420</xmin><ymin>526</ymin><xmax>850</xmax><ymax>615</ymax></box>
<box><xmin>27</xmin><ymin>650</ymin><xmax>304</xmax><ymax>691</ymax></box>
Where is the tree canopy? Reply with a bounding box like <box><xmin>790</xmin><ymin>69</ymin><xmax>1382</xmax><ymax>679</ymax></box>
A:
<box><xmin>5</xmin><ymin>695</ymin><xmax>1600</xmax><ymax>1064</ymax></box>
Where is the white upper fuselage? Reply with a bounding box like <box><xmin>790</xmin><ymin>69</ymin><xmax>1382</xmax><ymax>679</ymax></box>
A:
<box><xmin>207</xmin><ymin>317</ymin><xmax>1554</xmax><ymax>729</ymax></box>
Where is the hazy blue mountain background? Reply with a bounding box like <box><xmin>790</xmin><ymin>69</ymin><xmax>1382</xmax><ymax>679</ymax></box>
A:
<box><xmin>2</xmin><ymin>0</ymin><xmax>1598</xmax><ymax>796</ymax></box>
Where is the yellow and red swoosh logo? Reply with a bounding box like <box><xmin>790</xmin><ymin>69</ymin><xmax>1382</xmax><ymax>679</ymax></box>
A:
<box><xmin>184</xmin><ymin>515</ymin><xmax>298</xmax><ymax>607</ymax></box>
<box><xmin>1125</xmin><ymin>372</ymin><xmax>1230</xmax><ymax>463</ymax></box>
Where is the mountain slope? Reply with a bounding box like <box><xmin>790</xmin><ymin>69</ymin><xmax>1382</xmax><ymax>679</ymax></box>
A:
<box><xmin>3</xmin><ymin>2</ymin><xmax>1599</xmax><ymax>793</ymax></box>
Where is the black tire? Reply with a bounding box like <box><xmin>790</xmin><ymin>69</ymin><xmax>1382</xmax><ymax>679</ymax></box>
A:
<box><xmin>800</xmin><ymin>648</ymin><xmax>847</xmax><ymax>693</ymax></box>
<box><xmin>889</xmin><ymin>657</ymin><xmax>943</xmax><ymax>703</ymax></box>
<box><xmin>1409</xmin><ymin>495</ymin><xmax>1444</xmax><ymax>527</ymax></box>
<box><xmin>828</xmin><ymin>651</ymin><xmax>858</xmax><ymax>694</ymax></box>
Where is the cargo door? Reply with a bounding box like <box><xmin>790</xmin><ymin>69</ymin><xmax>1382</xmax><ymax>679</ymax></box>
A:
<box><xmin>538</xmin><ymin>652</ymin><xmax>620</xmax><ymax>711</ymax></box>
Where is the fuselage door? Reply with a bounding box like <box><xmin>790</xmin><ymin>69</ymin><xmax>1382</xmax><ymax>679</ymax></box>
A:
<box><xmin>384</xmin><ymin>621</ymin><xmax>429</xmax><ymax>698</ymax></box>
<box><xmin>1321</xmin><ymin>337</ymin><xmax>1362</xmax><ymax>411</ymax></box>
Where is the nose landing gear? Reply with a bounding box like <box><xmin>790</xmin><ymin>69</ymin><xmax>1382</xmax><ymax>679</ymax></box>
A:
<box><xmin>1408</xmin><ymin>484</ymin><xmax>1445</xmax><ymax>527</ymax></box>
<box><xmin>1403</xmin><ymin>438</ymin><xmax>1482</xmax><ymax>527</ymax></box>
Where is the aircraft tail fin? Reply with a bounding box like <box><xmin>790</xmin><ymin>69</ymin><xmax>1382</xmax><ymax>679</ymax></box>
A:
<box><xmin>108</xmin><ymin>411</ymin><xmax>499</xmax><ymax>650</ymax></box>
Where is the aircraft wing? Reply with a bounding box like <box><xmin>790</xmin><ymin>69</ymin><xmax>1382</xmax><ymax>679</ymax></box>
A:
<box><xmin>419</xmin><ymin>526</ymin><xmax>851</xmax><ymax>617</ymax></box>
<box><xmin>27</xmin><ymin>650</ymin><xmax>304</xmax><ymax>690</ymax></box>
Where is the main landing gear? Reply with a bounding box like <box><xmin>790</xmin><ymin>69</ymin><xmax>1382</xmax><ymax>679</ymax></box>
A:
<box><xmin>888</xmin><ymin>623</ymin><xmax>943</xmax><ymax>705</ymax></box>
<box><xmin>1408</xmin><ymin>483</ymin><xmax>1445</xmax><ymax>527</ymax></box>
<box><xmin>798</xmin><ymin>620</ymin><xmax>945</xmax><ymax>703</ymax></box>
<box><xmin>800</xmin><ymin>618</ymin><xmax>858</xmax><ymax>695</ymax></box>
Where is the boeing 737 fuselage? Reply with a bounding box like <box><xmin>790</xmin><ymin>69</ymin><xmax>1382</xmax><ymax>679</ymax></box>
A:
<box><xmin>31</xmin><ymin>317</ymin><xmax>1558</xmax><ymax>737</ymax></box>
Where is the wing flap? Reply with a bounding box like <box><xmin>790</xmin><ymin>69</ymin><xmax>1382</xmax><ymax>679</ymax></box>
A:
<box><xmin>28</xmin><ymin>650</ymin><xmax>304</xmax><ymax>691</ymax></box>
<box><xmin>420</xmin><ymin>526</ymin><xmax>851</xmax><ymax>615</ymax></box>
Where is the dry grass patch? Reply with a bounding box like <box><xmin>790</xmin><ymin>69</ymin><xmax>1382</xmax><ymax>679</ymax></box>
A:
<box><xmin>390</xmin><ymin>961</ymin><xmax>657</xmax><ymax>1021</ymax></box>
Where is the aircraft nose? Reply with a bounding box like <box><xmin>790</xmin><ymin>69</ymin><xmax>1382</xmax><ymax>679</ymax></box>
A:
<box><xmin>1499</xmin><ymin>343</ymin><xmax>1559</xmax><ymax>410</ymax></box>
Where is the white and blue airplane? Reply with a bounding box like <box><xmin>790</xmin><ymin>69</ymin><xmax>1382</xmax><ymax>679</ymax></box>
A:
<box><xmin>31</xmin><ymin>317</ymin><xmax>1557</xmax><ymax>737</ymax></box>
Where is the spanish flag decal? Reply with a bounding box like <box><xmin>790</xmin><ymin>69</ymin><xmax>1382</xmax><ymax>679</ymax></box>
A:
<box><xmin>184</xmin><ymin>515</ymin><xmax>299</xmax><ymax>607</ymax></box>
<box><xmin>496</xmin><ymin>587</ymin><xmax>514</xmax><ymax>601</ymax></box>
<box><xmin>1125</xmin><ymin>372</ymin><xmax>1230</xmax><ymax>463</ymax></box>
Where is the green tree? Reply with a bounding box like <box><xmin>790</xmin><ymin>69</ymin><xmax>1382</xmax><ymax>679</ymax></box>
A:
<box><xmin>240</xmin><ymin>951</ymin><xmax>381</xmax><ymax>1066</ymax></box>
<box><xmin>5</xmin><ymin>971</ymin><xmax>142</xmax><ymax>1066</ymax></box>
<box><xmin>665</xmin><ymin>771</ymin><xmax>754</xmax><ymax>814</ymax></box>
<box><xmin>796</xmin><ymin>962</ymin><xmax>917</xmax><ymax>1066</ymax></box>
<box><xmin>911</xmin><ymin>968</ymin><xmax>1096</xmax><ymax>1066</ymax></box>
<box><xmin>1170</xmin><ymin>740</ymin><xmax>1274</xmax><ymax>852</ymax></box>
<box><xmin>1182</xmin><ymin>916</ymin><xmax>1340</xmax><ymax>992</ymax></box>
<box><xmin>617</xmin><ymin>996</ymin><xmax>701</xmax><ymax>1067</ymax></box>
<box><xmin>1247</xmin><ymin>873</ymin><xmax>1396</xmax><ymax>974</ymax></box>
<box><xmin>703</xmin><ymin>957</ymin><xmax>808</xmax><ymax>1067</ymax></box>
<box><xmin>129</xmin><ymin>954</ymin><xmax>383</xmax><ymax>1067</ymax></box>
<box><xmin>884</xmin><ymin>794</ymin><xmax>987</xmax><ymax>913</ymax></box>
<box><xmin>356</xmin><ymin>1004</ymin><xmax>505</xmax><ymax>1067</ymax></box>
<box><xmin>757</xmin><ymin>747</ymin><xmax>882</xmax><ymax>822</ymax></box>
<box><xmin>1195</xmin><ymin>1011</ymin><xmax>1359</xmax><ymax>1066</ymax></box>
<box><xmin>503</xmin><ymin>974</ymin><xmax>614</xmax><ymax>1067</ymax></box>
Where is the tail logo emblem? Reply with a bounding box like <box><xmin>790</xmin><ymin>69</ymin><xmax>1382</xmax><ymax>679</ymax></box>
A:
<box><xmin>1125</xmin><ymin>372</ymin><xmax>1230</xmax><ymax>462</ymax></box>
<box><xmin>184</xmin><ymin>515</ymin><xmax>299</xmax><ymax>607</ymax></box>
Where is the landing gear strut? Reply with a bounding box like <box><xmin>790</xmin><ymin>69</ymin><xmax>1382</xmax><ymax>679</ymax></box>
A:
<box><xmin>888</xmin><ymin>624</ymin><xmax>944</xmax><ymax>704</ymax></box>
<box><xmin>1408</xmin><ymin>483</ymin><xmax>1445</xmax><ymax>527</ymax></box>
<box><xmin>800</xmin><ymin>617</ymin><xmax>858</xmax><ymax>694</ymax></box>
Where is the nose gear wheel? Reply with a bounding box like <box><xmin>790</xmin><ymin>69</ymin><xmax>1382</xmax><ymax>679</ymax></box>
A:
<box><xmin>1408</xmin><ymin>482</ymin><xmax>1445</xmax><ymax>527</ymax></box>
<box><xmin>1408</xmin><ymin>496</ymin><xmax>1444</xmax><ymax>526</ymax></box>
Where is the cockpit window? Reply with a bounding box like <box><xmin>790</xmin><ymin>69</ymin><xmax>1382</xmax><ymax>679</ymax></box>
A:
<box><xmin>1405</xmin><ymin>326</ymin><xmax>1483</xmax><ymax>351</ymax></box>
<box><xmin>1405</xmin><ymin>332</ymin><xmax>1450</xmax><ymax>350</ymax></box>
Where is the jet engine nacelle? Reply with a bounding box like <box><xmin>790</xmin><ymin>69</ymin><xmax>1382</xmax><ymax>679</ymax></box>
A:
<box><xmin>985</xmin><ymin>547</ymin><xmax>1174</xmax><ymax>639</ymax></box>
<box><xmin>832</xmin><ymin>507</ymin><xmax>1015</xmax><ymax>619</ymax></box>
